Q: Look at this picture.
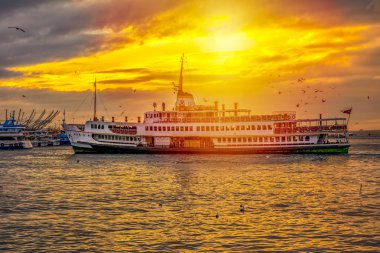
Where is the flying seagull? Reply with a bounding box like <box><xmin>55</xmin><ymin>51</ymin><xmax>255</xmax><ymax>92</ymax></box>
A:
<box><xmin>8</xmin><ymin>26</ymin><xmax>26</xmax><ymax>32</ymax></box>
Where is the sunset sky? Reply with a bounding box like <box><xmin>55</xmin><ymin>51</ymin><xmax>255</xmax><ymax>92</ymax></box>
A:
<box><xmin>0</xmin><ymin>0</ymin><xmax>379</xmax><ymax>129</ymax></box>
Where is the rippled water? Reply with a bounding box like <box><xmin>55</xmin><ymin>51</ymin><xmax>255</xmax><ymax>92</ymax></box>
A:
<box><xmin>1</xmin><ymin>139</ymin><xmax>379</xmax><ymax>252</ymax></box>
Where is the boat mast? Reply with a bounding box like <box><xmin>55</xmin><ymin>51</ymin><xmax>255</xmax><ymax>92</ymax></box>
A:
<box><xmin>178</xmin><ymin>53</ymin><xmax>184</xmax><ymax>95</ymax></box>
<box><xmin>93</xmin><ymin>78</ymin><xmax>98</xmax><ymax>121</ymax></box>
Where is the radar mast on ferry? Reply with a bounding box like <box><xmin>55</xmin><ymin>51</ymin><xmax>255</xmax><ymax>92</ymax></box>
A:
<box><xmin>175</xmin><ymin>54</ymin><xmax>196</xmax><ymax>110</ymax></box>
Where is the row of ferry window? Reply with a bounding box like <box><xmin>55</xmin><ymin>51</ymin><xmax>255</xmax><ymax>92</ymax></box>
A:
<box><xmin>91</xmin><ymin>124</ymin><xmax>104</xmax><ymax>129</ymax></box>
<box><xmin>91</xmin><ymin>124</ymin><xmax>137</xmax><ymax>130</ymax></box>
<box><xmin>217</xmin><ymin>136</ymin><xmax>311</xmax><ymax>143</ymax></box>
<box><xmin>95</xmin><ymin>134</ymin><xmax>141</xmax><ymax>142</ymax></box>
<box><xmin>145</xmin><ymin>125</ymin><xmax>273</xmax><ymax>132</ymax></box>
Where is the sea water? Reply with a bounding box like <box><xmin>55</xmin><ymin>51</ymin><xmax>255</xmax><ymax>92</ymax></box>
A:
<box><xmin>0</xmin><ymin>139</ymin><xmax>379</xmax><ymax>252</ymax></box>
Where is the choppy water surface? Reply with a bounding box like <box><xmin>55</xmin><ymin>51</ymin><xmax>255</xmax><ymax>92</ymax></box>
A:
<box><xmin>0</xmin><ymin>139</ymin><xmax>379</xmax><ymax>252</ymax></box>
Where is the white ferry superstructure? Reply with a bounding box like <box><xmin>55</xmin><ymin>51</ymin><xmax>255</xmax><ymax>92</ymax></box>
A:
<box><xmin>64</xmin><ymin>56</ymin><xmax>350</xmax><ymax>154</ymax></box>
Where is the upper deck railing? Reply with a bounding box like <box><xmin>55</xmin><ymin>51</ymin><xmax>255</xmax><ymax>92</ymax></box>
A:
<box><xmin>146</xmin><ymin>114</ymin><xmax>296</xmax><ymax>123</ymax></box>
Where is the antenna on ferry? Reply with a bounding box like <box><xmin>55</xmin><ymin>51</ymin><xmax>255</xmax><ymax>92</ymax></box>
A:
<box><xmin>178</xmin><ymin>53</ymin><xmax>184</xmax><ymax>94</ymax></box>
<box><xmin>93</xmin><ymin>78</ymin><xmax>98</xmax><ymax>121</ymax></box>
<box><xmin>63</xmin><ymin>109</ymin><xmax>66</xmax><ymax>124</ymax></box>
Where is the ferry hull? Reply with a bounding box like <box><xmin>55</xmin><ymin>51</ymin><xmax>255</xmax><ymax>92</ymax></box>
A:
<box><xmin>72</xmin><ymin>143</ymin><xmax>349</xmax><ymax>154</ymax></box>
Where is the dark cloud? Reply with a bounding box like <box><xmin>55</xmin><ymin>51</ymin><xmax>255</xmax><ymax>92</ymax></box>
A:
<box><xmin>96</xmin><ymin>68</ymin><xmax>150</xmax><ymax>74</ymax></box>
<box><xmin>0</xmin><ymin>0</ymin><xmax>176</xmax><ymax>70</ymax></box>
<box><xmin>0</xmin><ymin>0</ymin><xmax>62</xmax><ymax>18</ymax></box>
<box><xmin>0</xmin><ymin>68</ymin><xmax>23</xmax><ymax>79</ymax></box>
<box><xmin>354</xmin><ymin>46</ymin><xmax>380</xmax><ymax>67</ymax></box>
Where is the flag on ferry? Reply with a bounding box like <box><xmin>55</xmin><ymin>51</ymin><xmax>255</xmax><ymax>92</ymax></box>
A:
<box><xmin>341</xmin><ymin>107</ymin><xmax>352</xmax><ymax>114</ymax></box>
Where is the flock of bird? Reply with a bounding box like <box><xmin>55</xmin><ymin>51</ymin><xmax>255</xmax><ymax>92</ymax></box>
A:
<box><xmin>273</xmin><ymin>76</ymin><xmax>371</xmax><ymax>112</ymax></box>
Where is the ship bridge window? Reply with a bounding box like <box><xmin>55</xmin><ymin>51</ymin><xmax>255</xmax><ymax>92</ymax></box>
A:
<box><xmin>281</xmin><ymin>137</ymin><xmax>285</xmax><ymax>142</ymax></box>
<box><xmin>236</xmin><ymin>126</ymin><xmax>240</xmax><ymax>131</ymax></box>
<box><xmin>258</xmin><ymin>125</ymin><xmax>261</xmax><ymax>130</ymax></box>
<box><xmin>158</xmin><ymin>126</ymin><xmax>161</xmax><ymax>131</ymax></box>
<box><xmin>293</xmin><ymin>136</ymin><xmax>297</xmax><ymax>141</ymax></box>
<box><xmin>268</xmin><ymin>125</ymin><xmax>272</xmax><ymax>130</ymax></box>
<box><xmin>206</xmin><ymin>126</ymin><xmax>210</xmax><ymax>131</ymax></box>
<box><xmin>305</xmin><ymin>136</ymin><xmax>310</xmax><ymax>141</ymax></box>
<box><xmin>154</xmin><ymin>126</ymin><xmax>157</xmax><ymax>131</ymax></box>
<box><xmin>180</xmin><ymin>126</ymin><xmax>184</xmax><ymax>131</ymax></box>
<box><xmin>263</xmin><ymin>125</ymin><xmax>267</xmax><ymax>130</ymax></box>
<box><xmin>242</xmin><ymin>126</ymin><xmax>245</xmax><ymax>130</ymax></box>
<box><xmin>216</xmin><ymin>126</ymin><xmax>219</xmax><ymax>131</ymax></box>
<box><xmin>150</xmin><ymin>126</ymin><xmax>153</xmax><ymax>131</ymax></box>
<box><xmin>259</xmin><ymin>137</ymin><xmax>263</xmax><ymax>142</ymax></box>
<box><xmin>171</xmin><ymin>126</ymin><xmax>175</xmax><ymax>131</ymax></box>
<box><xmin>276</xmin><ymin>137</ymin><xmax>280</xmax><ymax>142</ymax></box>
<box><xmin>248</xmin><ymin>137</ymin><xmax>252</xmax><ymax>142</ymax></box>
<box><xmin>299</xmin><ymin>136</ymin><xmax>304</xmax><ymax>141</ymax></box>
<box><xmin>145</xmin><ymin>126</ymin><xmax>149</xmax><ymax>131</ymax></box>
<box><xmin>251</xmin><ymin>125</ymin><xmax>255</xmax><ymax>130</ymax></box>
<box><xmin>176</xmin><ymin>126</ymin><xmax>179</xmax><ymax>131</ymax></box>
<box><xmin>201</xmin><ymin>126</ymin><xmax>205</xmax><ymax>131</ymax></box>
<box><xmin>287</xmin><ymin>137</ymin><xmax>291</xmax><ymax>142</ymax></box>
<box><xmin>167</xmin><ymin>127</ymin><xmax>171</xmax><ymax>131</ymax></box>
<box><xmin>163</xmin><ymin>126</ymin><xmax>166</xmax><ymax>131</ymax></box>
<box><xmin>185</xmin><ymin>126</ymin><xmax>188</xmax><ymax>131</ymax></box>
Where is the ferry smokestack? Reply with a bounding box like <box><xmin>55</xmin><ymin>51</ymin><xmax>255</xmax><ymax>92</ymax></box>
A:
<box><xmin>112</xmin><ymin>116</ymin><xmax>115</xmax><ymax>122</ymax></box>
<box><xmin>214</xmin><ymin>101</ymin><xmax>218</xmax><ymax>110</ymax></box>
<box><xmin>125</xmin><ymin>116</ymin><xmax>128</xmax><ymax>122</ymax></box>
<box><xmin>319</xmin><ymin>113</ymin><xmax>322</xmax><ymax>126</ymax></box>
<box><xmin>162</xmin><ymin>102</ymin><xmax>166</xmax><ymax>111</ymax></box>
<box><xmin>138</xmin><ymin>116</ymin><xmax>141</xmax><ymax>123</ymax></box>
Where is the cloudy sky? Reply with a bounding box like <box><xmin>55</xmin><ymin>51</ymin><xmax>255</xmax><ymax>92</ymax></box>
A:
<box><xmin>0</xmin><ymin>0</ymin><xmax>379</xmax><ymax>129</ymax></box>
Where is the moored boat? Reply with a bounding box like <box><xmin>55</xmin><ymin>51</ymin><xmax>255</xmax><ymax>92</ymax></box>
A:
<box><xmin>64</xmin><ymin>55</ymin><xmax>350</xmax><ymax>154</ymax></box>
<box><xmin>0</xmin><ymin>116</ymin><xmax>33</xmax><ymax>150</ymax></box>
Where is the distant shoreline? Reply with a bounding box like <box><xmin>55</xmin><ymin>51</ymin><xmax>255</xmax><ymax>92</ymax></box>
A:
<box><xmin>350</xmin><ymin>130</ymin><xmax>380</xmax><ymax>138</ymax></box>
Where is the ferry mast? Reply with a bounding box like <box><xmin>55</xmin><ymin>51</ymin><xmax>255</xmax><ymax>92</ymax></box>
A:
<box><xmin>178</xmin><ymin>53</ymin><xmax>184</xmax><ymax>95</ymax></box>
<box><xmin>93</xmin><ymin>78</ymin><xmax>98</xmax><ymax>121</ymax></box>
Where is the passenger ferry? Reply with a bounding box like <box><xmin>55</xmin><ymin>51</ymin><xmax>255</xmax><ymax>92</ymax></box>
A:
<box><xmin>64</xmin><ymin>56</ymin><xmax>350</xmax><ymax>154</ymax></box>
<box><xmin>0</xmin><ymin>115</ymin><xmax>33</xmax><ymax>150</ymax></box>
